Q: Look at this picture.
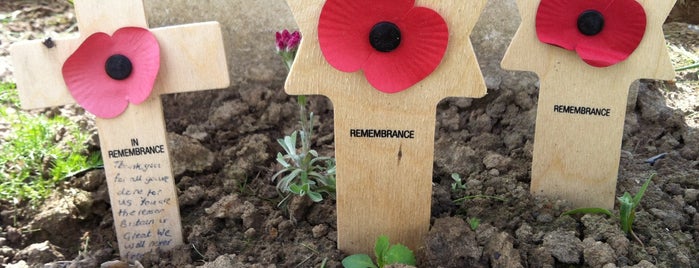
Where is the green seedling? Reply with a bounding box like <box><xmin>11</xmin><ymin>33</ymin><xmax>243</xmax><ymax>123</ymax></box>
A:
<box><xmin>450</xmin><ymin>173</ymin><xmax>467</xmax><ymax>192</ymax></box>
<box><xmin>342</xmin><ymin>235</ymin><xmax>416</xmax><ymax>268</ymax></box>
<box><xmin>468</xmin><ymin>217</ymin><xmax>481</xmax><ymax>231</ymax></box>
<box><xmin>562</xmin><ymin>174</ymin><xmax>655</xmax><ymax>245</ymax></box>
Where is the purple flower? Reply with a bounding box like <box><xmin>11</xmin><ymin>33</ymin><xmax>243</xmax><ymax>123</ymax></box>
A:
<box><xmin>276</xmin><ymin>30</ymin><xmax>301</xmax><ymax>53</ymax></box>
<box><xmin>275</xmin><ymin>30</ymin><xmax>302</xmax><ymax>70</ymax></box>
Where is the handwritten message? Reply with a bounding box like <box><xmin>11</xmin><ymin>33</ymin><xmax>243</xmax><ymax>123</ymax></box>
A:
<box><xmin>105</xmin><ymin>138</ymin><xmax>182</xmax><ymax>261</ymax></box>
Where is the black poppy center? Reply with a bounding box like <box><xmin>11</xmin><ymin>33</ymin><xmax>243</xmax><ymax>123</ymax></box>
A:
<box><xmin>577</xmin><ymin>10</ymin><xmax>605</xmax><ymax>36</ymax></box>
<box><xmin>370</xmin><ymin>21</ymin><xmax>401</xmax><ymax>52</ymax></box>
<box><xmin>105</xmin><ymin>54</ymin><xmax>133</xmax><ymax>80</ymax></box>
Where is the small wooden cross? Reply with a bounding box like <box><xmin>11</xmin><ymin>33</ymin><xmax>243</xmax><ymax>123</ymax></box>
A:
<box><xmin>502</xmin><ymin>0</ymin><xmax>675</xmax><ymax>209</ymax></box>
<box><xmin>10</xmin><ymin>0</ymin><xmax>229</xmax><ymax>261</ymax></box>
<box><xmin>285</xmin><ymin>0</ymin><xmax>487</xmax><ymax>254</ymax></box>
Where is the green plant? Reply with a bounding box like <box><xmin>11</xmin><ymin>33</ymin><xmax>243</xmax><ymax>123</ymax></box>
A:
<box><xmin>468</xmin><ymin>217</ymin><xmax>481</xmax><ymax>231</ymax></box>
<box><xmin>0</xmin><ymin>82</ymin><xmax>103</xmax><ymax>204</ymax></box>
<box><xmin>273</xmin><ymin>131</ymin><xmax>336</xmax><ymax>204</ymax></box>
<box><xmin>342</xmin><ymin>235</ymin><xmax>416</xmax><ymax>268</ymax></box>
<box><xmin>273</xmin><ymin>30</ymin><xmax>336</xmax><ymax>205</ymax></box>
<box><xmin>562</xmin><ymin>174</ymin><xmax>655</xmax><ymax>245</ymax></box>
<box><xmin>450</xmin><ymin>173</ymin><xmax>467</xmax><ymax>192</ymax></box>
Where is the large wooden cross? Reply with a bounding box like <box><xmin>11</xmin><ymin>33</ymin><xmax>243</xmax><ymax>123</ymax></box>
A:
<box><xmin>502</xmin><ymin>0</ymin><xmax>675</xmax><ymax>209</ymax></box>
<box><xmin>284</xmin><ymin>0</ymin><xmax>487</xmax><ymax>254</ymax></box>
<box><xmin>10</xmin><ymin>0</ymin><xmax>229</xmax><ymax>261</ymax></box>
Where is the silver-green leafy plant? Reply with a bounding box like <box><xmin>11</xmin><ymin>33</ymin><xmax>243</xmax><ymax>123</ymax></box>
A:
<box><xmin>342</xmin><ymin>235</ymin><xmax>416</xmax><ymax>268</ymax></box>
<box><xmin>562</xmin><ymin>173</ymin><xmax>655</xmax><ymax>245</ymax></box>
<box><xmin>273</xmin><ymin>131</ymin><xmax>336</xmax><ymax>204</ymax></box>
<box><xmin>273</xmin><ymin>30</ymin><xmax>336</xmax><ymax>205</ymax></box>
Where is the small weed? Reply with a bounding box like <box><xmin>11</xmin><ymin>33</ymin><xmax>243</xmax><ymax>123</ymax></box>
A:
<box><xmin>342</xmin><ymin>235</ymin><xmax>416</xmax><ymax>268</ymax></box>
<box><xmin>450</xmin><ymin>173</ymin><xmax>467</xmax><ymax>192</ymax></box>
<box><xmin>562</xmin><ymin>174</ymin><xmax>655</xmax><ymax>246</ymax></box>
<box><xmin>468</xmin><ymin>217</ymin><xmax>481</xmax><ymax>231</ymax></box>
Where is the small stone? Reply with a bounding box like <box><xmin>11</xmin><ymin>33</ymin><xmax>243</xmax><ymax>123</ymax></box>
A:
<box><xmin>543</xmin><ymin>231</ymin><xmax>583</xmax><ymax>264</ymax></box>
<box><xmin>515</xmin><ymin>223</ymin><xmax>534</xmax><ymax>243</ymax></box>
<box><xmin>582</xmin><ymin>238</ymin><xmax>616</xmax><ymax>268</ymax></box>
<box><xmin>536</xmin><ymin>213</ymin><xmax>554</xmax><ymax>223</ymax></box>
<box><xmin>196</xmin><ymin>254</ymin><xmax>243</xmax><ymax>268</ymax></box>
<box><xmin>311</xmin><ymin>224</ymin><xmax>329</xmax><ymax>238</ymax></box>
<box><xmin>631</xmin><ymin>260</ymin><xmax>657</xmax><ymax>268</ymax></box>
<box><xmin>100</xmin><ymin>260</ymin><xmax>130</xmax><ymax>268</ymax></box>
<box><xmin>13</xmin><ymin>241</ymin><xmax>64</xmax><ymax>266</ymax></box>
<box><xmin>167</xmin><ymin>132</ymin><xmax>215</xmax><ymax>176</ymax></box>
<box><xmin>648</xmin><ymin>208</ymin><xmax>685</xmax><ymax>231</ymax></box>
<box><xmin>179</xmin><ymin>185</ymin><xmax>206</xmax><ymax>206</ymax></box>
<box><xmin>482</xmin><ymin>152</ymin><xmax>511</xmax><ymax>170</ymax></box>
<box><xmin>244</xmin><ymin>228</ymin><xmax>256</xmax><ymax>239</ymax></box>
<box><xmin>0</xmin><ymin>246</ymin><xmax>16</xmax><ymax>257</ymax></box>
<box><xmin>684</xmin><ymin>189</ymin><xmax>699</xmax><ymax>203</ymax></box>
<box><xmin>424</xmin><ymin>217</ymin><xmax>482</xmax><ymax>267</ymax></box>
<box><xmin>484</xmin><ymin>232</ymin><xmax>523</xmax><ymax>267</ymax></box>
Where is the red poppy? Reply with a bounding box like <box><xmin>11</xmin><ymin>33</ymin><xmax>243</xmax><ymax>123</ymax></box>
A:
<box><xmin>62</xmin><ymin>27</ymin><xmax>160</xmax><ymax>118</ymax></box>
<box><xmin>535</xmin><ymin>0</ymin><xmax>646</xmax><ymax>67</ymax></box>
<box><xmin>318</xmin><ymin>0</ymin><xmax>449</xmax><ymax>93</ymax></box>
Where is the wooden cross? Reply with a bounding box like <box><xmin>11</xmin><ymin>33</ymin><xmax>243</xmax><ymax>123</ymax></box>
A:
<box><xmin>502</xmin><ymin>0</ymin><xmax>675</xmax><ymax>209</ymax></box>
<box><xmin>9</xmin><ymin>0</ymin><xmax>229</xmax><ymax>261</ymax></box>
<box><xmin>285</xmin><ymin>0</ymin><xmax>487</xmax><ymax>254</ymax></box>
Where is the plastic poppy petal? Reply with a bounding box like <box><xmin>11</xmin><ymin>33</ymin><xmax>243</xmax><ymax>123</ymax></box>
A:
<box><xmin>536</xmin><ymin>0</ymin><xmax>647</xmax><ymax>67</ymax></box>
<box><xmin>62</xmin><ymin>27</ymin><xmax>159</xmax><ymax>118</ymax></box>
<box><xmin>62</xmin><ymin>32</ymin><xmax>126</xmax><ymax>118</ymax></box>
<box><xmin>319</xmin><ymin>0</ymin><xmax>415</xmax><ymax>72</ymax></box>
<box><xmin>363</xmin><ymin>7</ymin><xmax>449</xmax><ymax>93</ymax></box>
<box><xmin>577</xmin><ymin>0</ymin><xmax>646</xmax><ymax>67</ymax></box>
<box><xmin>110</xmin><ymin>27</ymin><xmax>161</xmax><ymax>103</ymax></box>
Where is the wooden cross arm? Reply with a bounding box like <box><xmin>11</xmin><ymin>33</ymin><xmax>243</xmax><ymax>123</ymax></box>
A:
<box><xmin>284</xmin><ymin>0</ymin><xmax>488</xmax><ymax>103</ymax></box>
<box><xmin>10</xmin><ymin>21</ymin><xmax>229</xmax><ymax>110</ymax></box>
<box><xmin>501</xmin><ymin>0</ymin><xmax>676</xmax><ymax>83</ymax></box>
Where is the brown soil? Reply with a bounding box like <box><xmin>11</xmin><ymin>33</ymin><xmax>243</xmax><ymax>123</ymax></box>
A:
<box><xmin>1</xmin><ymin>1</ymin><xmax>698</xmax><ymax>267</ymax></box>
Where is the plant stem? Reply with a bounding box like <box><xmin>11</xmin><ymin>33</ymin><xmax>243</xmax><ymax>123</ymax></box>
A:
<box><xmin>675</xmin><ymin>62</ymin><xmax>699</xmax><ymax>71</ymax></box>
<box><xmin>297</xmin><ymin>95</ymin><xmax>313</xmax><ymax>171</ymax></box>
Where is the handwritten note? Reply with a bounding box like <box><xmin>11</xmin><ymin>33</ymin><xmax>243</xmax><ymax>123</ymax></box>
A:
<box><xmin>104</xmin><ymin>137</ymin><xmax>182</xmax><ymax>261</ymax></box>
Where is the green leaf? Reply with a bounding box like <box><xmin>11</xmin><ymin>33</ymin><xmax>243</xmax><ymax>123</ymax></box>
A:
<box><xmin>307</xmin><ymin>190</ymin><xmax>323</xmax><ymax>202</ymax></box>
<box><xmin>289</xmin><ymin>184</ymin><xmax>304</xmax><ymax>195</ymax></box>
<box><xmin>341</xmin><ymin>254</ymin><xmax>377</xmax><ymax>268</ymax></box>
<box><xmin>632</xmin><ymin>174</ymin><xmax>654</xmax><ymax>208</ymax></box>
<box><xmin>618</xmin><ymin>192</ymin><xmax>634</xmax><ymax>233</ymax></box>
<box><xmin>374</xmin><ymin>235</ymin><xmax>390</xmax><ymax>267</ymax></box>
<box><xmin>384</xmin><ymin>244</ymin><xmax>416</xmax><ymax>266</ymax></box>
<box><xmin>562</xmin><ymin>207</ymin><xmax>613</xmax><ymax>217</ymax></box>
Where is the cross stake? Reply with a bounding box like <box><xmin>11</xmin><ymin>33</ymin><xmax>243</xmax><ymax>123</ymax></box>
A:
<box><xmin>502</xmin><ymin>0</ymin><xmax>675</xmax><ymax>209</ymax></box>
<box><xmin>284</xmin><ymin>0</ymin><xmax>487</xmax><ymax>254</ymax></box>
<box><xmin>10</xmin><ymin>0</ymin><xmax>229</xmax><ymax>261</ymax></box>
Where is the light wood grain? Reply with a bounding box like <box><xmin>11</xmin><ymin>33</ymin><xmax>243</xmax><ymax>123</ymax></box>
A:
<box><xmin>285</xmin><ymin>0</ymin><xmax>487</xmax><ymax>254</ymax></box>
<box><xmin>9</xmin><ymin>0</ymin><xmax>229</xmax><ymax>261</ymax></box>
<box><xmin>502</xmin><ymin>0</ymin><xmax>675</xmax><ymax>209</ymax></box>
